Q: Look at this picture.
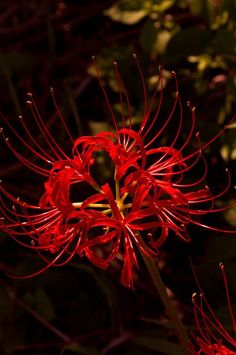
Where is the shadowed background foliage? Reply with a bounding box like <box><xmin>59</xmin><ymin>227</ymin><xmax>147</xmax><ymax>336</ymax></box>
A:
<box><xmin>0</xmin><ymin>1</ymin><xmax>236</xmax><ymax>354</ymax></box>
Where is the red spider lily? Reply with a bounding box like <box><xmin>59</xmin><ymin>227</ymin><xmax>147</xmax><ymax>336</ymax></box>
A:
<box><xmin>192</xmin><ymin>263</ymin><xmax>236</xmax><ymax>354</ymax></box>
<box><xmin>0</xmin><ymin>56</ymin><xmax>235</xmax><ymax>286</ymax></box>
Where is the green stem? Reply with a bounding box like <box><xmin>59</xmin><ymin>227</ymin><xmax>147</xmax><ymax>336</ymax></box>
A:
<box><xmin>136</xmin><ymin>233</ymin><xmax>192</xmax><ymax>353</ymax></box>
<box><xmin>115</xmin><ymin>178</ymin><xmax>120</xmax><ymax>201</ymax></box>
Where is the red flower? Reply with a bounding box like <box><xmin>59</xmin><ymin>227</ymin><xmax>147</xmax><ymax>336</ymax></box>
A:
<box><xmin>196</xmin><ymin>338</ymin><xmax>235</xmax><ymax>355</ymax></box>
<box><xmin>192</xmin><ymin>263</ymin><xmax>236</xmax><ymax>354</ymax></box>
<box><xmin>0</xmin><ymin>58</ymin><xmax>235</xmax><ymax>286</ymax></box>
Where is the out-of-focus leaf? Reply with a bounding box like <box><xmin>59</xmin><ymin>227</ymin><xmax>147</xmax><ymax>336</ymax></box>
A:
<box><xmin>133</xmin><ymin>336</ymin><xmax>188</xmax><ymax>355</ymax></box>
<box><xmin>152</xmin><ymin>0</ymin><xmax>175</xmax><ymax>13</ymax></box>
<box><xmin>166</xmin><ymin>27</ymin><xmax>212</xmax><ymax>63</ymax></box>
<box><xmin>61</xmin><ymin>342</ymin><xmax>100</xmax><ymax>355</ymax></box>
<box><xmin>140</xmin><ymin>20</ymin><xmax>158</xmax><ymax>52</ymax></box>
<box><xmin>221</xmin><ymin>115</ymin><xmax>236</xmax><ymax>160</ymax></box>
<box><xmin>154</xmin><ymin>30</ymin><xmax>172</xmax><ymax>55</ymax></box>
<box><xmin>222</xmin><ymin>0</ymin><xmax>236</xmax><ymax>20</ymax></box>
<box><xmin>224</xmin><ymin>204</ymin><xmax>236</xmax><ymax>227</ymax></box>
<box><xmin>190</xmin><ymin>0</ymin><xmax>227</xmax><ymax>26</ymax></box>
<box><xmin>104</xmin><ymin>3</ymin><xmax>147</xmax><ymax>25</ymax></box>
<box><xmin>141</xmin><ymin>20</ymin><xmax>173</xmax><ymax>55</ymax></box>
<box><xmin>188</xmin><ymin>0</ymin><xmax>209</xmax><ymax>16</ymax></box>
<box><xmin>70</xmin><ymin>263</ymin><xmax>122</xmax><ymax>333</ymax></box>
<box><xmin>88</xmin><ymin>121</ymin><xmax>111</xmax><ymax>135</ymax></box>
<box><xmin>221</xmin><ymin>144</ymin><xmax>236</xmax><ymax>161</ymax></box>
<box><xmin>205</xmin><ymin>235</ymin><xmax>236</xmax><ymax>260</ymax></box>
<box><xmin>188</xmin><ymin>54</ymin><xmax>227</xmax><ymax>72</ymax></box>
<box><xmin>214</xmin><ymin>304</ymin><xmax>236</xmax><ymax>328</ymax></box>
<box><xmin>22</xmin><ymin>287</ymin><xmax>55</xmax><ymax>321</ymax></box>
<box><xmin>108</xmin><ymin>0</ymin><xmax>144</xmax><ymax>11</ymax></box>
<box><xmin>105</xmin><ymin>0</ymin><xmax>176</xmax><ymax>24</ymax></box>
<box><xmin>213</xmin><ymin>29</ymin><xmax>236</xmax><ymax>55</ymax></box>
<box><xmin>225</xmin><ymin>122</ymin><xmax>236</xmax><ymax>129</ymax></box>
<box><xmin>34</xmin><ymin>287</ymin><xmax>55</xmax><ymax>321</ymax></box>
<box><xmin>0</xmin><ymin>53</ymin><xmax>36</xmax><ymax>74</ymax></box>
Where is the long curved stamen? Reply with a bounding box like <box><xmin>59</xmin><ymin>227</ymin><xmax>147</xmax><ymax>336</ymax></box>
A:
<box><xmin>177</xmin><ymin>117</ymin><xmax>235</xmax><ymax>166</ymax></box>
<box><xmin>27</xmin><ymin>95</ymin><xmax>69</xmax><ymax>160</ymax></box>
<box><xmin>92</xmin><ymin>56</ymin><xmax>120</xmax><ymax>143</ymax></box>
<box><xmin>139</xmin><ymin>66</ymin><xmax>163</xmax><ymax>136</ymax></box>
<box><xmin>133</xmin><ymin>54</ymin><xmax>147</xmax><ymax>120</ymax></box>
<box><xmin>179</xmin><ymin>103</ymin><xmax>196</xmax><ymax>152</ymax></box>
<box><xmin>173</xmin><ymin>154</ymin><xmax>208</xmax><ymax>188</ymax></box>
<box><xmin>219</xmin><ymin>263</ymin><xmax>236</xmax><ymax>333</ymax></box>
<box><xmin>113</xmin><ymin>62</ymin><xmax>133</xmax><ymax>145</ymax></box>
<box><xmin>191</xmin><ymin>261</ymin><xmax>236</xmax><ymax>350</ymax></box>
<box><xmin>0</xmin><ymin>113</ymin><xmax>54</xmax><ymax>164</ymax></box>
<box><xmin>50</xmin><ymin>87</ymin><xmax>75</xmax><ymax>145</ymax></box>
<box><xmin>113</xmin><ymin>63</ymin><xmax>126</xmax><ymax>144</ymax></box>
<box><xmin>7</xmin><ymin>241</ymin><xmax>72</xmax><ymax>279</ymax></box>
<box><xmin>1</xmin><ymin>135</ymin><xmax>50</xmax><ymax>176</ymax></box>
<box><xmin>144</xmin><ymin>72</ymin><xmax>180</xmax><ymax>149</ymax></box>
<box><xmin>150</xmin><ymin>149</ymin><xmax>202</xmax><ymax>177</ymax></box>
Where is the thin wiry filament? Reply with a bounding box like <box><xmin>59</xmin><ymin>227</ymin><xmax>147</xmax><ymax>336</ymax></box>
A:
<box><xmin>139</xmin><ymin>66</ymin><xmax>163</xmax><ymax>137</ymax></box>
<box><xmin>50</xmin><ymin>87</ymin><xmax>75</xmax><ymax>145</ymax></box>
<box><xmin>132</xmin><ymin>54</ymin><xmax>147</xmax><ymax>119</ymax></box>
<box><xmin>0</xmin><ymin>112</ymin><xmax>54</xmax><ymax>164</ymax></box>
<box><xmin>27</xmin><ymin>96</ymin><xmax>69</xmax><ymax>160</ymax></box>
<box><xmin>219</xmin><ymin>263</ymin><xmax>236</xmax><ymax>333</ymax></box>
<box><xmin>113</xmin><ymin>62</ymin><xmax>133</xmax><ymax>147</ymax></box>
<box><xmin>144</xmin><ymin>73</ymin><xmax>179</xmax><ymax>149</ymax></box>
<box><xmin>92</xmin><ymin>56</ymin><xmax>120</xmax><ymax>143</ymax></box>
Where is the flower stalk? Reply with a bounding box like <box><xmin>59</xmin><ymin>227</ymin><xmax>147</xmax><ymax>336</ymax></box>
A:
<box><xmin>135</xmin><ymin>232</ymin><xmax>192</xmax><ymax>352</ymax></box>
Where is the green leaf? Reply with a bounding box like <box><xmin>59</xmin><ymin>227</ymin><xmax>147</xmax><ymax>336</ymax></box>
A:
<box><xmin>188</xmin><ymin>0</ymin><xmax>218</xmax><ymax>24</ymax></box>
<box><xmin>152</xmin><ymin>0</ymin><xmax>175</xmax><ymax>12</ymax></box>
<box><xmin>222</xmin><ymin>0</ymin><xmax>236</xmax><ymax>20</ymax></box>
<box><xmin>166</xmin><ymin>27</ymin><xmax>212</xmax><ymax>63</ymax></box>
<box><xmin>224</xmin><ymin>204</ymin><xmax>236</xmax><ymax>228</ymax></box>
<box><xmin>188</xmin><ymin>0</ymin><xmax>209</xmax><ymax>16</ymax></box>
<box><xmin>140</xmin><ymin>20</ymin><xmax>158</xmax><ymax>52</ymax></box>
<box><xmin>104</xmin><ymin>2</ymin><xmax>147</xmax><ymax>25</ymax></box>
<box><xmin>213</xmin><ymin>29</ymin><xmax>236</xmax><ymax>55</ymax></box>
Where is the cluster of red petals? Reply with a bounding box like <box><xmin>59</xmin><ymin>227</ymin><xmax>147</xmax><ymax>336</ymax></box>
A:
<box><xmin>196</xmin><ymin>338</ymin><xmax>236</xmax><ymax>355</ymax></box>
<box><xmin>0</xmin><ymin>59</ymin><xmax>235</xmax><ymax>287</ymax></box>
<box><xmin>192</xmin><ymin>263</ymin><xmax>236</xmax><ymax>354</ymax></box>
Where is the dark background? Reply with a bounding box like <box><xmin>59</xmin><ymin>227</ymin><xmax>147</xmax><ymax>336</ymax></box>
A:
<box><xmin>0</xmin><ymin>1</ymin><xmax>236</xmax><ymax>354</ymax></box>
